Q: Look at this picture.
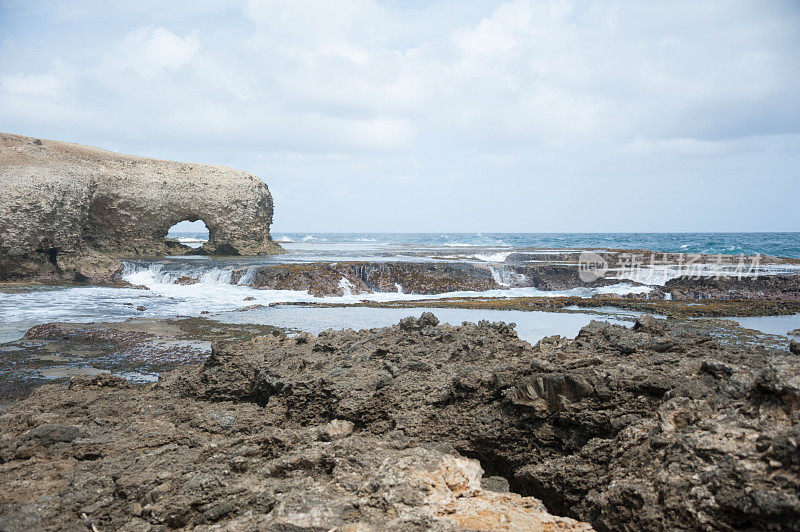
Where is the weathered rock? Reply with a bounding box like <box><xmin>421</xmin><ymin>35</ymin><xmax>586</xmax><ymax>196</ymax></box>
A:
<box><xmin>665</xmin><ymin>274</ymin><xmax>800</xmax><ymax>301</ymax></box>
<box><xmin>0</xmin><ymin>375</ymin><xmax>589</xmax><ymax>531</ymax></box>
<box><xmin>229</xmin><ymin>261</ymin><xmax>632</xmax><ymax>297</ymax></box>
<box><xmin>0</xmin><ymin>132</ymin><xmax>283</xmax><ymax>283</ymax></box>
<box><xmin>166</xmin><ymin>314</ymin><xmax>800</xmax><ymax>530</ymax></box>
<box><xmin>790</xmin><ymin>340</ymin><xmax>800</xmax><ymax>355</ymax></box>
<box><xmin>232</xmin><ymin>261</ymin><xmax>502</xmax><ymax>296</ymax></box>
<box><xmin>3</xmin><ymin>315</ymin><xmax>800</xmax><ymax>530</ymax></box>
<box><xmin>0</xmin><ymin>319</ymin><xmax>282</xmax><ymax>404</ymax></box>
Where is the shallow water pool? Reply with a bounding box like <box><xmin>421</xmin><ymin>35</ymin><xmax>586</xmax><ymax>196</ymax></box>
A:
<box><xmin>213</xmin><ymin>305</ymin><xmax>638</xmax><ymax>345</ymax></box>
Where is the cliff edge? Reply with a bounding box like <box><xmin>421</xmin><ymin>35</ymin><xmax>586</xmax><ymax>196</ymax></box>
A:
<box><xmin>0</xmin><ymin>133</ymin><xmax>283</xmax><ymax>283</ymax></box>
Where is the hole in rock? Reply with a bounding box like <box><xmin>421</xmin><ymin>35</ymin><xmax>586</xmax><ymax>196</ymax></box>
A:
<box><xmin>166</xmin><ymin>220</ymin><xmax>209</xmax><ymax>249</ymax></box>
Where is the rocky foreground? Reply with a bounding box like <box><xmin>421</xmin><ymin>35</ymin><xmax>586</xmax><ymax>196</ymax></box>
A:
<box><xmin>1</xmin><ymin>315</ymin><xmax>799</xmax><ymax>530</ymax></box>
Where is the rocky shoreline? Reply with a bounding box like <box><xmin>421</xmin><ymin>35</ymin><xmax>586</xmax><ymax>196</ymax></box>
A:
<box><xmin>1</xmin><ymin>314</ymin><xmax>799</xmax><ymax>530</ymax></box>
<box><xmin>313</xmin><ymin>293</ymin><xmax>800</xmax><ymax>318</ymax></box>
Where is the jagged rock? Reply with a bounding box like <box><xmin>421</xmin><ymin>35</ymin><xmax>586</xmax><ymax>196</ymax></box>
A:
<box><xmin>165</xmin><ymin>315</ymin><xmax>800</xmax><ymax>530</ymax></box>
<box><xmin>3</xmin><ymin>316</ymin><xmax>800</xmax><ymax>530</ymax></box>
<box><xmin>228</xmin><ymin>261</ymin><xmax>636</xmax><ymax>297</ymax></box>
<box><xmin>0</xmin><ymin>371</ymin><xmax>589</xmax><ymax>531</ymax></box>
<box><xmin>0</xmin><ymin>132</ymin><xmax>283</xmax><ymax>283</ymax></box>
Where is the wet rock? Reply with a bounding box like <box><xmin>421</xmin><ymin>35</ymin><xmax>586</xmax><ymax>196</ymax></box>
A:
<box><xmin>665</xmin><ymin>274</ymin><xmax>800</xmax><ymax>301</ymax></box>
<box><xmin>229</xmin><ymin>260</ymin><xmax>642</xmax><ymax>297</ymax></box>
<box><xmin>234</xmin><ymin>304</ymin><xmax>264</xmax><ymax>312</ymax></box>
<box><xmin>790</xmin><ymin>340</ymin><xmax>800</xmax><ymax>355</ymax></box>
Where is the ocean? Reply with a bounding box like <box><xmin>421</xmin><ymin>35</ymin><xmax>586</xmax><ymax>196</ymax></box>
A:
<box><xmin>2</xmin><ymin>232</ymin><xmax>799</xmax><ymax>344</ymax></box>
<box><xmin>255</xmin><ymin>232</ymin><xmax>800</xmax><ymax>258</ymax></box>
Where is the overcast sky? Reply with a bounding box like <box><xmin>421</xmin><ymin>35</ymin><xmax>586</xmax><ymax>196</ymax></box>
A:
<box><xmin>1</xmin><ymin>0</ymin><xmax>798</xmax><ymax>232</ymax></box>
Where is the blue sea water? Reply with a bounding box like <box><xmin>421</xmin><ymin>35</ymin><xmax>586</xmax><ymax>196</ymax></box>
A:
<box><xmin>256</xmin><ymin>232</ymin><xmax>800</xmax><ymax>258</ymax></box>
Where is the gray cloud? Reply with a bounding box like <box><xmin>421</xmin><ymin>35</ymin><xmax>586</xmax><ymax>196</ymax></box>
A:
<box><xmin>1</xmin><ymin>0</ymin><xmax>798</xmax><ymax>231</ymax></box>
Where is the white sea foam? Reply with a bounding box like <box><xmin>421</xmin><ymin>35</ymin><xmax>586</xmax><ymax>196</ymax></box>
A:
<box><xmin>0</xmin><ymin>261</ymin><xmax>656</xmax><ymax>343</ymax></box>
<box><xmin>274</xmin><ymin>235</ymin><xmax>293</xmax><ymax>243</ymax></box>
<box><xmin>472</xmin><ymin>252</ymin><xmax>512</xmax><ymax>262</ymax></box>
<box><xmin>236</xmin><ymin>266</ymin><xmax>259</xmax><ymax>286</ymax></box>
<box><xmin>487</xmin><ymin>265</ymin><xmax>527</xmax><ymax>287</ymax></box>
<box><xmin>338</xmin><ymin>277</ymin><xmax>354</xmax><ymax>296</ymax></box>
<box><xmin>608</xmin><ymin>263</ymin><xmax>800</xmax><ymax>286</ymax></box>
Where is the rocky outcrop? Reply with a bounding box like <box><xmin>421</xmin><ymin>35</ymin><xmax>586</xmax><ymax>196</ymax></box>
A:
<box><xmin>227</xmin><ymin>261</ymin><xmax>632</xmax><ymax>297</ymax></box>
<box><xmin>1</xmin><ymin>316</ymin><xmax>798</xmax><ymax>529</ymax></box>
<box><xmin>0</xmin><ymin>133</ymin><xmax>282</xmax><ymax>283</ymax></box>
<box><xmin>0</xmin><ymin>373</ymin><xmax>591</xmax><ymax>531</ymax></box>
<box><xmin>665</xmin><ymin>274</ymin><xmax>800</xmax><ymax>301</ymax></box>
<box><xmin>168</xmin><ymin>315</ymin><xmax>800</xmax><ymax>530</ymax></box>
<box><xmin>232</xmin><ymin>261</ymin><xmax>502</xmax><ymax>296</ymax></box>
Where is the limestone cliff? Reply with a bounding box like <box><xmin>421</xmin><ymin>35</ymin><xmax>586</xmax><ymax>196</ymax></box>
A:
<box><xmin>0</xmin><ymin>133</ymin><xmax>283</xmax><ymax>283</ymax></box>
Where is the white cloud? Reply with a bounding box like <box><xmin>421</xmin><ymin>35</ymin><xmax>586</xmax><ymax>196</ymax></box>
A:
<box><xmin>1</xmin><ymin>72</ymin><xmax>67</xmax><ymax>96</ymax></box>
<box><xmin>107</xmin><ymin>26</ymin><xmax>200</xmax><ymax>78</ymax></box>
<box><xmin>0</xmin><ymin>0</ymin><xmax>798</xmax><ymax>230</ymax></box>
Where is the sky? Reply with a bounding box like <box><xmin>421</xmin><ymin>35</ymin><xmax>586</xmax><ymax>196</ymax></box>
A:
<box><xmin>1</xmin><ymin>0</ymin><xmax>799</xmax><ymax>232</ymax></box>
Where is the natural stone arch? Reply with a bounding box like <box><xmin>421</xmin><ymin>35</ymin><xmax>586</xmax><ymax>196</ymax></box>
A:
<box><xmin>165</xmin><ymin>219</ymin><xmax>209</xmax><ymax>250</ymax></box>
<box><xmin>0</xmin><ymin>133</ymin><xmax>284</xmax><ymax>282</ymax></box>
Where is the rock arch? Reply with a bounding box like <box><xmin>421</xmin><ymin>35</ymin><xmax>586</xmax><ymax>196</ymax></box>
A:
<box><xmin>0</xmin><ymin>133</ymin><xmax>284</xmax><ymax>282</ymax></box>
<box><xmin>165</xmin><ymin>219</ymin><xmax>208</xmax><ymax>250</ymax></box>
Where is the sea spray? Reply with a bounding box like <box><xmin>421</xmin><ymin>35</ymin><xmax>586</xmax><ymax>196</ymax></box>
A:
<box><xmin>487</xmin><ymin>265</ymin><xmax>528</xmax><ymax>287</ymax></box>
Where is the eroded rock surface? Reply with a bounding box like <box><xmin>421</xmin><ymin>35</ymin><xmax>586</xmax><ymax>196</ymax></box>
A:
<box><xmin>665</xmin><ymin>274</ymin><xmax>800</xmax><ymax>301</ymax></box>
<box><xmin>0</xmin><ymin>133</ymin><xmax>282</xmax><ymax>283</ymax></box>
<box><xmin>228</xmin><ymin>261</ymin><xmax>632</xmax><ymax>297</ymax></box>
<box><xmin>0</xmin><ymin>373</ymin><xmax>590</xmax><ymax>531</ymax></box>
<box><xmin>2</xmin><ymin>315</ymin><xmax>798</xmax><ymax>530</ymax></box>
<box><xmin>168</xmin><ymin>314</ymin><xmax>800</xmax><ymax>530</ymax></box>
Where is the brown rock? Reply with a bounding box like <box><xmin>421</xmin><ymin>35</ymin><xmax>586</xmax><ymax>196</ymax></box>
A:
<box><xmin>790</xmin><ymin>340</ymin><xmax>800</xmax><ymax>355</ymax></box>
